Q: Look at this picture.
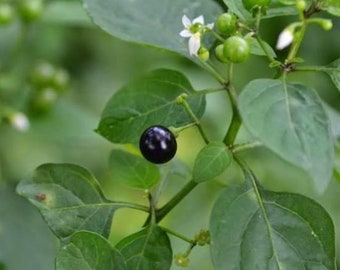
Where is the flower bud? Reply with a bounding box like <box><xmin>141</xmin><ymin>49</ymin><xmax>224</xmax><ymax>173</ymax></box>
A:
<box><xmin>276</xmin><ymin>28</ymin><xmax>294</xmax><ymax>50</ymax></box>
<box><xmin>198</xmin><ymin>46</ymin><xmax>209</xmax><ymax>61</ymax></box>
<box><xmin>8</xmin><ymin>112</ymin><xmax>30</xmax><ymax>132</ymax></box>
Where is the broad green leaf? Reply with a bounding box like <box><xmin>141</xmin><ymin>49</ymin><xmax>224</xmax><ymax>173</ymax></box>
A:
<box><xmin>81</xmin><ymin>0</ymin><xmax>222</xmax><ymax>57</ymax></box>
<box><xmin>43</xmin><ymin>1</ymin><xmax>92</xmax><ymax>26</ymax></box>
<box><xmin>116</xmin><ymin>225</ymin><xmax>172</xmax><ymax>270</ymax></box>
<box><xmin>56</xmin><ymin>231</ymin><xmax>127</xmax><ymax>270</ymax></box>
<box><xmin>16</xmin><ymin>163</ymin><xmax>119</xmax><ymax>239</ymax></box>
<box><xmin>96</xmin><ymin>69</ymin><xmax>206</xmax><ymax>144</ymax></box>
<box><xmin>210</xmin><ymin>170</ymin><xmax>335</xmax><ymax>270</ymax></box>
<box><xmin>239</xmin><ymin>79</ymin><xmax>334</xmax><ymax>193</ymax></box>
<box><xmin>109</xmin><ymin>149</ymin><xmax>160</xmax><ymax>189</ymax></box>
<box><xmin>193</xmin><ymin>142</ymin><xmax>233</xmax><ymax>183</ymax></box>
<box><xmin>326</xmin><ymin>58</ymin><xmax>340</xmax><ymax>91</ymax></box>
<box><xmin>0</xmin><ymin>262</ymin><xmax>4</xmax><ymax>270</ymax></box>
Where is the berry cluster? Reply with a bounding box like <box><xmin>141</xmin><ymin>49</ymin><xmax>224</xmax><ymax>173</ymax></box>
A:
<box><xmin>0</xmin><ymin>0</ymin><xmax>44</xmax><ymax>26</ymax></box>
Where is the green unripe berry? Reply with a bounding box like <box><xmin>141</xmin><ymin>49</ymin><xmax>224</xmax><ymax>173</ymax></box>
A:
<box><xmin>216</xmin><ymin>13</ymin><xmax>237</xmax><ymax>35</ymax></box>
<box><xmin>296</xmin><ymin>0</ymin><xmax>306</xmax><ymax>12</ymax></box>
<box><xmin>242</xmin><ymin>0</ymin><xmax>271</xmax><ymax>11</ymax></box>
<box><xmin>51</xmin><ymin>68</ymin><xmax>70</xmax><ymax>92</ymax></box>
<box><xmin>214</xmin><ymin>44</ymin><xmax>229</xmax><ymax>63</ymax></box>
<box><xmin>223</xmin><ymin>36</ymin><xmax>250</xmax><ymax>63</ymax></box>
<box><xmin>31</xmin><ymin>61</ymin><xmax>55</xmax><ymax>88</ymax></box>
<box><xmin>198</xmin><ymin>46</ymin><xmax>209</xmax><ymax>62</ymax></box>
<box><xmin>18</xmin><ymin>0</ymin><xmax>44</xmax><ymax>23</ymax></box>
<box><xmin>31</xmin><ymin>87</ymin><xmax>58</xmax><ymax>113</ymax></box>
<box><xmin>321</xmin><ymin>19</ymin><xmax>333</xmax><ymax>31</ymax></box>
<box><xmin>0</xmin><ymin>3</ymin><xmax>14</xmax><ymax>25</ymax></box>
<box><xmin>174</xmin><ymin>254</ymin><xmax>190</xmax><ymax>267</ymax></box>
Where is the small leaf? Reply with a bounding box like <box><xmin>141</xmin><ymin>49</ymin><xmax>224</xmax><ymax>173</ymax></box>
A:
<box><xmin>248</xmin><ymin>37</ymin><xmax>277</xmax><ymax>58</ymax></box>
<box><xmin>210</xmin><ymin>171</ymin><xmax>335</xmax><ymax>270</ymax></box>
<box><xmin>239</xmin><ymin>79</ymin><xmax>334</xmax><ymax>193</ymax></box>
<box><xmin>116</xmin><ymin>225</ymin><xmax>172</xmax><ymax>270</ymax></box>
<box><xmin>322</xmin><ymin>0</ymin><xmax>340</xmax><ymax>16</ymax></box>
<box><xmin>109</xmin><ymin>149</ymin><xmax>160</xmax><ymax>189</ymax></box>
<box><xmin>16</xmin><ymin>163</ymin><xmax>119</xmax><ymax>239</ymax></box>
<box><xmin>56</xmin><ymin>231</ymin><xmax>127</xmax><ymax>270</ymax></box>
<box><xmin>96</xmin><ymin>69</ymin><xmax>206</xmax><ymax>144</ymax></box>
<box><xmin>193</xmin><ymin>142</ymin><xmax>233</xmax><ymax>183</ymax></box>
<box><xmin>326</xmin><ymin>58</ymin><xmax>340</xmax><ymax>91</ymax></box>
<box><xmin>81</xmin><ymin>0</ymin><xmax>222</xmax><ymax>58</ymax></box>
<box><xmin>223</xmin><ymin>0</ymin><xmax>297</xmax><ymax>21</ymax></box>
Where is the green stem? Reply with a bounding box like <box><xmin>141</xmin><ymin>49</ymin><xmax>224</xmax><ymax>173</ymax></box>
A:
<box><xmin>106</xmin><ymin>201</ymin><xmax>150</xmax><ymax>212</ymax></box>
<box><xmin>206</xmin><ymin>28</ymin><xmax>225</xmax><ymax>42</ymax></box>
<box><xmin>155</xmin><ymin>180</ymin><xmax>198</xmax><ymax>223</ymax></box>
<box><xmin>200</xmin><ymin>61</ymin><xmax>227</xmax><ymax>85</ymax></box>
<box><xmin>294</xmin><ymin>65</ymin><xmax>338</xmax><ymax>72</ymax></box>
<box><xmin>181</xmin><ymin>98</ymin><xmax>210</xmax><ymax>144</ymax></box>
<box><xmin>286</xmin><ymin>21</ymin><xmax>307</xmax><ymax>64</ymax></box>
<box><xmin>193</xmin><ymin>87</ymin><xmax>225</xmax><ymax>96</ymax></box>
<box><xmin>232</xmin><ymin>141</ymin><xmax>262</xmax><ymax>153</ymax></box>
<box><xmin>223</xmin><ymin>85</ymin><xmax>242</xmax><ymax>146</ymax></box>
<box><xmin>160</xmin><ymin>226</ymin><xmax>194</xmax><ymax>244</ymax></box>
<box><xmin>255</xmin><ymin>36</ymin><xmax>276</xmax><ymax>64</ymax></box>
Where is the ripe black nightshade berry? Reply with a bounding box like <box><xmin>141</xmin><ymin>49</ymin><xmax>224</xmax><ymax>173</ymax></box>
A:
<box><xmin>139</xmin><ymin>125</ymin><xmax>177</xmax><ymax>164</ymax></box>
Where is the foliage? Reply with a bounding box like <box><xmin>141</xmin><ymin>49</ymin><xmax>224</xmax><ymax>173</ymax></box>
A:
<box><xmin>0</xmin><ymin>0</ymin><xmax>339</xmax><ymax>269</ymax></box>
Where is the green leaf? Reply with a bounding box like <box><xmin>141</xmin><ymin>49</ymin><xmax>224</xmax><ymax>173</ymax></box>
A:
<box><xmin>223</xmin><ymin>0</ymin><xmax>296</xmax><ymax>21</ymax></box>
<box><xmin>193</xmin><ymin>142</ymin><xmax>233</xmax><ymax>183</ymax></box>
<box><xmin>56</xmin><ymin>231</ymin><xmax>127</xmax><ymax>270</ymax></box>
<box><xmin>96</xmin><ymin>69</ymin><xmax>206</xmax><ymax>144</ymax></box>
<box><xmin>239</xmin><ymin>79</ymin><xmax>334</xmax><ymax>193</ymax></box>
<box><xmin>248</xmin><ymin>37</ymin><xmax>276</xmax><ymax>58</ymax></box>
<box><xmin>16</xmin><ymin>163</ymin><xmax>119</xmax><ymax>239</ymax></box>
<box><xmin>109</xmin><ymin>149</ymin><xmax>160</xmax><ymax>189</ymax></box>
<box><xmin>116</xmin><ymin>225</ymin><xmax>172</xmax><ymax>270</ymax></box>
<box><xmin>81</xmin><ymin>0</ymin><xmax>222</xmax><ymax>57</ymax></box>
<box><xmin>326</xmin><ymin>58</ymin><xmax>340</xmax><ymax>91</ymax></box>
<box><xmin>210</xmin><ymin>170</ymin><xmax>335</xmax><ymax>270</ymax></box>
<box><xmin>322</xmin><ymin>0</ymin><xmax>340</xmax><ymax>16</ymax></box>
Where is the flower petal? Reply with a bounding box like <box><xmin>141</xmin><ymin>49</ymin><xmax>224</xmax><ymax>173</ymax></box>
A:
<box><xmin>180</xmin><ymin>29</ymin><xmax>192</xmax><ymax>38</ymax></box>
<box><xmin>188</xmin><ymin>33</ymin><xmax>201</xmax><ymax>56</ymax></box>
<box><xmin>206</xmin><ymin>23</ymin><xmax>214</xmax><ymax>30</ymax></box>
<box><xmin>193</xmin><ymin>15</ymin><xmax>204</xmax><ymax>25</ymax></box>
<box><xmin>276</xmin><ymin>29</ymin><xmax>294</xmax><ymax>50</ymax></box>
<box><xmin>182</xmin><ymin>15</ymin><xmax>191</xmax><ymax>28</ymax></box>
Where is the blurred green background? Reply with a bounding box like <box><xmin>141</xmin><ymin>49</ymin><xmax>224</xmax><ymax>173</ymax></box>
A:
<box><xmin>0</xmin><ymin>1</ymin><xmax>340</xmax><ymax>269</ymax></box>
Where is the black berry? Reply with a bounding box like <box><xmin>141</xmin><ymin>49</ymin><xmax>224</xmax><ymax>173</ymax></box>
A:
<box><xmin>139</xmin><ymin>125</ymin><xmax>177</xmax><ymax>164</ymax></box>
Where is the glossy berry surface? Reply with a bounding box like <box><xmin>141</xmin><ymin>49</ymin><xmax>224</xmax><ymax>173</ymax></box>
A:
<box><xmin>139</xmin><ymin>125</ymin><xmax>177</xmax><ymax>164</ymax></box>
<box><xmin>216</xmin><ymin>13</ymin><xmax>237</xmax><ymax>35</ymax></box>
<box><xmin>223</xmin><ymin>36</ymin><xmax>250</xmax><ymax>63</ymax></box>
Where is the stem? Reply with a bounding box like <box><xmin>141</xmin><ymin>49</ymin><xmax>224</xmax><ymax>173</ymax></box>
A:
<box><xmin>294</xmin><ymin>65</ymin><xmax>338</xmax><ymax>72</ymax></box>
<box><xmin>232</xmin><ymin>141</ymin><xmax>262</xmax><ymax>153</ymax></box>
<box><xmin>193</xmin><ymin>87</ymin><xmax>225</xmax><ymax>96</ymax></box>
<box><xmin>160</xmin><ymin>226</ymin><xmax>194</xmax><ymax>244</ymax></box>
<box><xmin>223</xmin><ymin>85</ymin><xmax>242</xmax><ymax>146</ymax></box>
<box><xmin>181</xmin><ymin>98</ymin><xmax>210</xmax><ymax>144</ymax></box>
<box><xmin>155</xmin><ymin>180</ymin><xmax>198</xmax><ymax>223</ymax></box>
<box><xmin>206</xmin><ymin>28</ymin><xmax>225</xmax><ymax>42</ymax></box>
<box><xmin>200</xmin><ymin>61</ymin><xmax>227</xmax><ymax>85</ymax></box>
<box><xmin>286</xmin><ymin>21</ymin><xmax>307</xmax><ymax>64</ymax></box>
<box><xmin>256</xmin><ymin>36</ymin><xmax>276</xmax><ymax>64</ymax></box>
<box><xmin>105</xmin><ymin>201</ymin><xmax>150</xmax><ymax>212</ymax></box>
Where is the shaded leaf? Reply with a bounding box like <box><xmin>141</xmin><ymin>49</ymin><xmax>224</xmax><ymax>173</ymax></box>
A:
<box><xmin>56</xmin><ymin>231</ymin><xmax>127</xmax><ymax>270</ymax></box>
<box><xmin>239</xmin><ymin>79</ymin><xmax>334</xmax><ymax>193</ymax></box>
<box><xmin>326</xmin><ymin>58</ymin><xmax>340</xmax><ymax>91</ymax></box>
<box><xmin>193</xmin><ymin>142</ymin><xmax>233</xmax><ymax>183</ymax></box>
<box><xmin>210</xmin><ymin>170</ymin><xmax>335</xmax><ymax>270</ymax></box>
<box><xmin>116</xmin><ymin>225</ymin><xmax>172</xmax><ymax>270</ymax></box>
<box><xmin>16</xmin><ymin>163</ymin><xmax>119</xmax><ymax>239</ymax></box>
<box><xmin>223</xmin><ymin>0</ymin><xmax>296</xmax><ymax>21</ymax></box>
<box><xmin>248</xmin><ymin>37</ymin><xmax>276</xmax><ymax>58</ymax></box>
<box><xmin>81</xmin><ymin>0</ymin><xmax>222</xmax><ymax>58</ymax></box>
<box><xmin>96</xmin><ymin>69</ymin><xmax>206</xmax><ymax>144</ymax></box>
<box><xmin>322</xmin><ymin>0</ymin><xmax>340</xmax><ymax>16</ymax></box>
<box><xmin>109</xmin><ymin>149</ymin><xmax>160</xmax><ymax>189</ymax></box>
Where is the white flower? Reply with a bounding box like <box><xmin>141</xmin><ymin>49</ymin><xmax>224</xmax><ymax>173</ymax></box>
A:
<box><xmin>276</xmin><ymin>28</ymin><xmax>294</xmax><ymax>50</ymax></box>
<box><xmin>179</xmin><ymin>15</ymin><xmax>214</xmax><ymax>56</ymax></box>
<box><xmin>9</xmin><ymin>112</ymin><xmax>30</xmax><ymax>132</ymax></box>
